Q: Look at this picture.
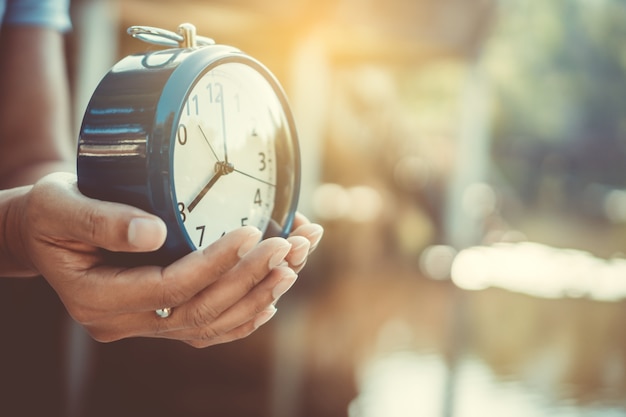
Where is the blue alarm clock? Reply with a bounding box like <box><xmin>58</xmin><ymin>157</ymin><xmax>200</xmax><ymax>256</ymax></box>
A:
<box><xmin>77</xmin><ymin>24</ymin><xmax>300</xmax><ymax>265</ymax></box>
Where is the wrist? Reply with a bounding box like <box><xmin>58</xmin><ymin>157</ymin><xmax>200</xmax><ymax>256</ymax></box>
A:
<box><xmin>0</xmin><ymin>186</ymin><xmax>38</xmax><ymax>277</ymax></box>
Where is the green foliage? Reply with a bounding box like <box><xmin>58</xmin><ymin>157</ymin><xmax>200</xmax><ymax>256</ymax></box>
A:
<box><xmin>485</xmin><ymin>0</ymin><xmax>626</xmax><ymax>144</ymax></box>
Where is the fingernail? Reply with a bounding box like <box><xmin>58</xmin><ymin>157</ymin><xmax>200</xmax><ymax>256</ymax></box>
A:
<box><xmin>254</xmin><ymin>305</ymin><xmax>277</xmax><ymax>329</ymax></box>
<box><xmin>237</xmin><ymin>227</ymin><xmax>263</xmax><ymax>258</ymax></box>
<box><xmin>272</xmin><ymin>268</ymin><xmax>298</xmax><ymax>300</ymax></box>
<box><xmin>287</xmin><ymin>236</ymin><xmax>310</xmax><ymax>267</ymax></box>
<box><xmin>128</xmin><ymin>217</ymin><xmax>167</xmax><ymax>250</ymax></box>
<box><xmin>268</xmin><ymin>241</ymin><xmax>292</xmax><ymax>269</ymax></box>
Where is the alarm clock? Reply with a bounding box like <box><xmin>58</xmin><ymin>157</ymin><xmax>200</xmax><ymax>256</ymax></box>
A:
<box><xmin>77</xmin><ymin>23</ymin><xmax>300</xmax><ymax>265</ymax></box>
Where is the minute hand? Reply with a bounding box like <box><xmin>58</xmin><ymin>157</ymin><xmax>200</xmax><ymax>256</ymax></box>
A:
<box><xmin>220</xmin><ymin>90</ymin><xmax>229</xmax><ymax>164</ymax></box>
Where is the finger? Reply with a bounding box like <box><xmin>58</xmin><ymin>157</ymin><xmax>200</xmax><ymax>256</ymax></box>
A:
<box><xmin>69</xmin><ymin>227</ymin><xmax>263</xmax><ymax>320</ymax></box>
<box><xmin>285</xmin><ymin>236</ymin><xmax>310</xmax><ymax>272</ymax></box>
<box><xmin>183</xmin><ymin>306</ymin><xmax>278</xmax><ymax>349</ymax></box>
<box><xmin>30</xmin><ymin>172</ymin><xmax>167</xmax><ymax>252</ymax></box>
<box><xmin>156</xmin><ymin>266</ymin><xmax>296</xmax><ymax>340</ymax></box>
<box><xmin>153</xmin><ymin>305</ymin><xmax>276</xmax><ymax>348</ymax></box>
<box><xmin>85</xmin><ymin>309</ymin><xmax>271</xmax><ymax>346</ymax></box>
<box><xmin>291</xmin><ymin>212</ymin><xmax>310</xmax><ymax>231</ymax></box>
<box><xmin>290</xmin><ymin>221</ymin><xmax>324</xmax><ymax>254</ymax></box>
<box><xmin>93</xmin><ymin>266</ymin><xmax>296</xmax><ymax>342</ymax></box>
<box><xmin>169</xmin><ymin>237</ymin><xmax>291</xmax><ymax>331</ymax></box>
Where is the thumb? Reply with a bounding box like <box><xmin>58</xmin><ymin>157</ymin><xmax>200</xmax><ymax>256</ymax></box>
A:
<box><xmin>31</xmin><ymin>173</ymin><xmax>167</xmax><ymax>252</ymax></box>
<box><xmin>125</xmin><ymin>216</ymin><xmax>168</xmax><ymax>252</ymax></box>
<box><xmin>71</xmin><ymin>191</ymin><xmax>167</xmax><ymax>253</ymax></box>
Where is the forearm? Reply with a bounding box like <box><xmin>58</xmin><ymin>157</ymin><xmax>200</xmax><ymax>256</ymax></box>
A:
<box><xmin>0</xmin><ymin>186</ymin><xmax>37</xmax><ymax>277</ymax></box>
<box><xmin>0</xmin><ymin>25</ymin><xmax>73</xmax><ymax>188</ymax></box>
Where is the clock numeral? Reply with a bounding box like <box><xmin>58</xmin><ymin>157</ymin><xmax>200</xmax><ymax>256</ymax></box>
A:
<box><xmin>254</xmin><ymin>188</ymin><xmax>262</xmax><ymax>206</ymax></box>
<box><xmin>207</xmin><ymin>82</ymin><xmax>223</xmax><ymax>103</ymax></box>
<box><xmin>186</xmin><ymin>94</ymin><xmax>199</xmax><ymax>116</ymax></box>
<box><xmin>196</xmin><ymin>225</ymin><xmax>206</xmax><ymax>247</ymax></box>
<box><xmin>258</xmin><ymin>152</ymin><xmax>266</xmax><ymax>171</ymax></box>
<box><xmin>241</xmin><ymin>217</ymin><xmax>248</xmax><ymax>226</ymax></box>
<box><xmin>178</xmin><ymin>202</ymin><xmax>186</xmax><ymax>223</ymax></box>
<box><xmin>177</xmin><ymin>124</ymin><xmax>187</xmax><ymax>145</ymax></box>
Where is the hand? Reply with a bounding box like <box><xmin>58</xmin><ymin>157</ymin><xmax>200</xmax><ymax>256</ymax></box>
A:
<box><xmin>9</xmin><ymin>172</ymin><xmax>306</xmax><ymax>348</ymax></box>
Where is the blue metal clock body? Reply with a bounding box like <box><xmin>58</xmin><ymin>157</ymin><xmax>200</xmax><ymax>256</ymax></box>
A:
<box><xmin>77</xmin><ymin>28</ymin><xmax>300</xmax><ymax>266</ymax></box>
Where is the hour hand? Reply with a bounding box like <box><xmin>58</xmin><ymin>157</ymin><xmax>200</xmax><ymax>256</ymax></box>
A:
<box><xmin>187</xmin><ymin>161</ymin><xmax>234</xmax><ymax>212</ymax></box>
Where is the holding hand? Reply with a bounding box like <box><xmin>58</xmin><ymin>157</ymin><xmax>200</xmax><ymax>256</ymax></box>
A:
<box><xmin>2</xmin><ymin>172</ymin><xmax>322</xmax><ymax>348</ymax></box>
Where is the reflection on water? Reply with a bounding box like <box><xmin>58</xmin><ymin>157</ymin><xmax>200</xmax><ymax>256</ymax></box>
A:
<box><xmin>351</xmin><ymin>346</ymin><xmax>626</xmax><ymax>417</ymax></box>
<box><xmin>350</xmin><ymin>349</ymin><xmax>626</xmax><ymax>416</ymax></box>
<box><xmin>310</xmin><ymin>242</ymin><xmax>626</xmax><ymax>417</ymax></box>
<box><xmin>349</xmin><ymin>351</ymin><xmax>446</xmax><ymax>417</ymax></box>
<box><xmin>452</xmin><ymin>242</ymin><xmax>626</xmax><ymax>301</ymax></box>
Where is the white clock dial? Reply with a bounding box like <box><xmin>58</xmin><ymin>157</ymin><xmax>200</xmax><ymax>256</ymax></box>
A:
<box><xmin>172</xmin><ymin>62</ymin><xmax>285</xmax><ymax>249</ymax></box>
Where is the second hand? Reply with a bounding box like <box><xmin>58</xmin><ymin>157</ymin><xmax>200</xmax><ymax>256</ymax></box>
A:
<box><xmin>198</xmin><ymin>125</ymin><xmax>220</xmax><ymax>161</ymax></box>
<box><xmin>233</xmin><ymin>168</ymin><xmax>276</xmax><ymax>187</ymax></box>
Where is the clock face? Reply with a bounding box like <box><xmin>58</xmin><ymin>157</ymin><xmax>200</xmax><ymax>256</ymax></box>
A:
<box><xmin>172</xmin><ymin>62</ymin><xmax>286</xmax><ymax>250</ymax></box>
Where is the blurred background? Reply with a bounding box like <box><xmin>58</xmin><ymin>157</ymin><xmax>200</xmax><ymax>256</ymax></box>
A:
<box><xmin>57</xmin><ymin>0</ymin><xmax>626</xmax><ymax>415</ymax></box>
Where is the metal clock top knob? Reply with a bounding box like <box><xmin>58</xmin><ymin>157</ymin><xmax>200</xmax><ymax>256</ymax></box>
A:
<box><xmin>127</xmin><ymin>23</ymin><xmax>216</xmax><ymax>48</ymax></box>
